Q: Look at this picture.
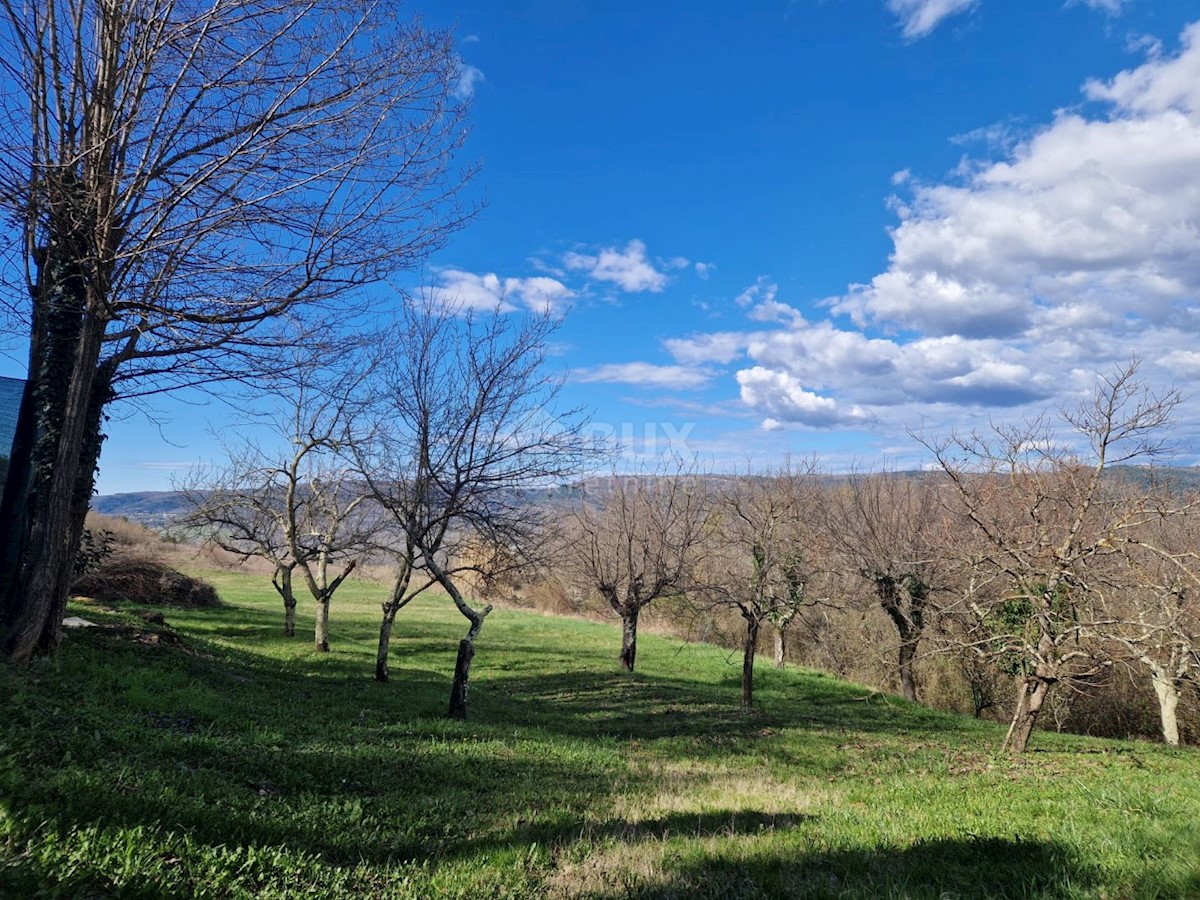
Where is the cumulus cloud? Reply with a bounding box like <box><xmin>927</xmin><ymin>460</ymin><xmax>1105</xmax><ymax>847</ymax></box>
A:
<box><xmin>736</xmin><ymin>368</ymin><xmax>870</xmax><ymax>428</ymax></box>
<box><xmin>835</xmin><ymin>22</ymin><xmax>1200</xmax><ymax>347</ymax></box>
<box><xmin>564</xmin><ymin>239</ymin><xmax>670</xmax><ymax>292</ymax></box>
<box><xmin>575</xmin><ymin>362</ymin><xmax>716</xmax><ymax>390</ymax></box>
<box><xmin>1085</xmin><ymin>21</ymin><xmax>1200</xmax><ymax>113</ymax></box>
<box><xmin>886</xmin><ymin>0</ymin><xmax>978</xmax><ymax>39</ymax></box>
<box><xmin>428</xmin><ymin>269</ymin><xmax>572</xmax><ymax>313</ymax></box>
<box><xmin>697</xmin><ymin>20</ymin><xmax>1200</xmax><ymax>438</ymax></box>
<box><xmin>694</xmin><ymin>262</ymin><xmax>716</xmax><ymax>280</ymax></box>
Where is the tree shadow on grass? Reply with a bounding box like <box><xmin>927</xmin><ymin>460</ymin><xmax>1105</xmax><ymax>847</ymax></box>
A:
<box><xmin>586</xmin><ymin>836</ymin><xmax>1104</xmax><ymax>900</ymax></box>
<box><xmin>475</xmin><ymin>668</ymin><xmax>972</xmax><ymax>745</ymax></box>
<box><xmin>464</xmin><ymin>809</ymin><xmax>814</xmax><ymax>863</ymax></box>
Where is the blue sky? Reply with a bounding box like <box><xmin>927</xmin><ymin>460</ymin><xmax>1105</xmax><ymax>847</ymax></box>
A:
<box><xmin>80</xmin><ymin>0</ymin><xmax>1200</xmax><ymax>492</ymax></box>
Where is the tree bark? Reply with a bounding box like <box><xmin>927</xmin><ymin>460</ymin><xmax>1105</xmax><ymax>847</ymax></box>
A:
<box><xmin>1147</xmin><ymin>664</ymin><xmax>1181</xmax><ymax>747</ymax></box>
<box><xmin>619</xmin><ymin>606</ymin><xmax>640</xmax><ymax>672</ymax></box>
<box><xmin>879</xmin><ymin>580</ymin><xmax>921</xmax><ymax>703</ymax></box>
<box><xmin>3</xmin><ymin>335</ymin><xmax>111</xmax><ymax>661</ymax></box>
<box><xmin>773</xmin><ymin>626</ymin><xmax>788</xmax><ymax>668</ymax></box>
<box><xmin>742</xmin><ymin>615</ymin><xmax>760</xmax><ymax>708</ymax></box>
<box><xmin>376</xmin><ymin>602</ymin><xmax>399</xmax><ymax>683</ymax></box>
<box><xmin>272</xmin><ymin>566</ymin><xmax>297</xmax><ymax>637</ymax></box>
<box><xmin>448</xmin><ymin>638</ymin><xmax>474</xmax><ymax>719</ymax></box>
<box><xmin>1007</xmin><ymin>676</ymin><xmax>1052</xmax><ymax>754</ymax></box>
<box><xmin>314</xmin><ymin>597</ymin><xmax>331</xmax><ymax>652</ymax></box>
<box><xmin>1</xmin><ymin>168</ymin><xmax>115</xmax><ymax>664</ymax></box>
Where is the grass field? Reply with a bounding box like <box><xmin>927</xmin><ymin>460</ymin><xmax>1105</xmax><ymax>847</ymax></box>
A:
<box><xmin>2</xmin><ymin>570</ymin><xmax>1199</xmax><ymax>898</ymax></box>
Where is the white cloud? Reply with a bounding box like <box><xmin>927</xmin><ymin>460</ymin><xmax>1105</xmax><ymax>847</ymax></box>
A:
<box><xmin>575</xmin><ymin>362</ymin><xmax>715</xmax><ymax>390</ymax></box>
<box><xmin>1066</xmin><ymin>0</ymin><xmax>1130</xmax><ymax>15</ymax></box>
<box><xmin>664</xmin><ymin>332</ymin><xmax>753</xmax><ymax>365</ymax></box>
<box><xmin>453</xmin><ymin>65</ymin><xmax>485</xmax><ymax>101</ymax></box>
<box><xmin>886</xmin><ymin>0</ymin><xmax>977</xmax><ymax>40</ymax></box>
<box><xmin>736</xmin><ymin>367</ymin><xmax>870</xmax><ymax>428</ymax></box>
<box><xmin>834</xmin><ymin>23</ymin><xmax>1200</xmax><ymax>347</ymax></box>
<box><xmin>563</xmin><ymin>239</ymin><xmax>670</xmax><ymax>292</ymax></box>
<box><xmin>688</xmin><ymin>21</ymin><xmax>1200</xmax><ymax>440</ymax></box>
<box><xmin>1085</xmin><ymin>21</ymin><xmax>1200</xmax><ymax>113</ymax></box>
<box><xmin>735</xmin><ymin>276</ymin><xmax>778</xmax><ymax>308</ymax></box>
<box><xmin>747</xmin><ymin>300</ymin><xmax>806</xmax><ymax>326</ymax></box>
<box><xmin>949</xmin><ymin>118</ymin><xmax>1025</xmax><ymax>153</ymax></box>
<box><xmin>694</xmin><ymin>262</ymin><xmax>716</xmax><ymax>280</ymax></box>
<box><xmin>428</xmin><ymin>269</ymin><xmax>572</xmax><ymax>313</ymax></box>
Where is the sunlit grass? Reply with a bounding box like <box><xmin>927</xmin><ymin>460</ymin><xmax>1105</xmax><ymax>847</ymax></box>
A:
<box><xmin>2</xmin><ymin>568</ymin><xmax>1199</xmax><ymax>897</ymax></box>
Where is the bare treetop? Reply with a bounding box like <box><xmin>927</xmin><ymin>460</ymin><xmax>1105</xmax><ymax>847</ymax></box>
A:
<box><xmin>0</xmin><ymin>0</ymin><xmax>475</xmax><ymax>392</ymax></box>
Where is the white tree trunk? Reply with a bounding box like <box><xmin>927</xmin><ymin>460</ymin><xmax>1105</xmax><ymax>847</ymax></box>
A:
<box><xmin>1146</xmin><ymin>660</ymin><xmax>1181</xmax><ymax>747</ymax></box>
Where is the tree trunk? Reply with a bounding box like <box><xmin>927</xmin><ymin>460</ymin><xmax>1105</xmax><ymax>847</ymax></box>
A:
<box><xmin>272</xmin><ymin>566</ymin><xmax>297</xmax><ymax>637</ymax></box>
<box><xmin>742</xmin><ymin>615</ymin><xmax>760</xmax><ymax>708</ymax></box>
<box><xmin>773</xmin><ymin>626</ymin><xmax>787</xmax><ymax>669</ymax></box>
<box><xmin>619</xmin><ymin>606</ymin><xmax>640</xmax><ymax>672</ymax></box>
<box><xmin>898</xmin><ymin>637</ymin><xmax>919</xmax><ymax>703</ymax></box>
<box><xmin>1</xmin><ymin>173</ymin><xmax>114</xmax><ymax>664</ymax></box>
<box><xmin>3</xmin><ymin>340</ymin><xmax>111</xmax><ymax>662</ymax></box>
<box><xmin>0</xmin><ymin>379</ymin><xmax>39</xmax><ymax>629</ymax></box>
<box><xmin>448</xmin><ymin>638</ymin><xmax>474</xmax><ymax>719</ymax></box>
<box><xmin>1007</xmin><ymin>676</ymin><xmax>1052</xmax><ymax>754</ymax></box>
<box><xmin>314</xmin><ymin>597</ymin><xmax>330</xmax><ymax>652</ymax></box>
<box><xmin>1148</xmin><ymin>665</ymin><xmax>1181</xmax><ymax>747</ymax></box>
<box><xmin>426</xmin><ymin>556</ymin><xmax>490</xmax><ymax>720</ymax></box>
<box><xmin>376</xmin><ymin>602</ymin><xmax>399</xmax><ymax>683</ymax></box>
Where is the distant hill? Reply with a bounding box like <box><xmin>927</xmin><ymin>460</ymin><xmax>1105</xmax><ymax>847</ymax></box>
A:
<box><xmin>91</xmin><ymin>465</ymin><xmax>1200</xmax><ymax>531</ymax></box>
<box><xmin>91</xmin><ymin>491</ymin><xmax>194</xmax><ymax>528</ymax></box>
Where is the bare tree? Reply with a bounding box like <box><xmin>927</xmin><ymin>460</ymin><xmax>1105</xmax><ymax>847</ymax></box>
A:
<box><xmin>0</xmin><ymin>0</ymin><xmax>474</xmax><ymax>662</ymax></box>
<box><xmin>1107</xmin><ymin>503</ymin><xmax>1200</xmax><ymax>746</ymax></box>
<box><xmin>357</xmin><ymin>301</ymin><xmax>595</xmax><ymax>716</ymax></box>
<box><xmin>181</xmin><ymin>366</ymin><xmax>378</xmax><ymax>648</ymax></box>
<box><xmin>922</xmin><ymin>361</ymin><xmax>1180</xmax><ymax>752</ymax></box>
<box><xmin>563</xmin><ymin>466</ymin><xmax>711</xmax><ymax>673</ymax></box>
<box><xmin>826</xmin><ymin>469</ymin><xmax>949</xmax><ymax>703</ymax></box>
<box><xmin>702</xmin><ymin>465</ymin><xmax>825</xmax><ymax>707</ymax></box>
<box><xmin>181</xmin><ymin>460</ymin><xmax>299</xmax><ymax>634</ymax></box>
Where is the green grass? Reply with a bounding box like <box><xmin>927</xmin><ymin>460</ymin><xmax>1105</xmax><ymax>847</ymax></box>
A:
<box><xmin>3</xmin><ymin>570</ymin><xmax>1200</xmax><ymax>898</ymax></box>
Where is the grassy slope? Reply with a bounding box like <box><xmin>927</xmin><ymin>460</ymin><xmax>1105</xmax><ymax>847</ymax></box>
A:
<box><xmin>2</xmin><ymin>571</ymin><xmax>1198</xmax><ymax>899</ymax></box>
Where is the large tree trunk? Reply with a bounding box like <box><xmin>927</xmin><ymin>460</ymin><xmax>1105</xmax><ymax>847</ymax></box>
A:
<box><xmin>448</xmin><ymin>638</ymin><xmax>474</xmax><ymax>719</ymax></box>
<box><xmin>1</xmin><ymin>169</ymin><xmax>115</xmax><ymax>664</ymax></box>
<box><xmin>314</xmin><ymin>597</ymin><xmax>331</xmax><ymax>652</ymax></box>
<box><xmin>1147</xmin><ymin>662</ymin><xmax>1181</xmax><ymax>747</ymax></box>
<box><xmin>1006</xmin><ymin>676</ymin><xmax>1052</xmax><ymax>754</ymax></box>
<box><xmin>773</xmin><ymin>626</ymin><xmax>788</xmax><ymax>669</ymax></box>
<box><xmin>376</xmin><ymin>602</ymin><xmax>399</xmax><ymax>683</ymax></box>
<box><xmin>2</xmin><ymin>318</ymin><xmax>110</xmax><ymax>660</ymax></box>
<box><xmin>742</xmin><ymin>615</ymin><xmax>760</xmax><ymax>708</ymax></box>
<box><xmin>619</xmin><ymin>606</ymin><xmax>640</xmax><ymax>672</ymax></box>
